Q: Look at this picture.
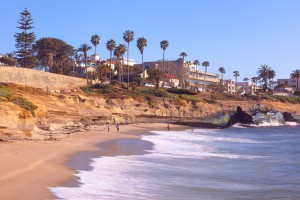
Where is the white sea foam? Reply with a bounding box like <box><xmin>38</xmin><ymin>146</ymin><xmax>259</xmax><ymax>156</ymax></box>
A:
<box><xmin>143</xmin><ymin>131</ymin><xmax>265</xmax><ymax>159</ymax></box>
<box><xmin>51</xmin><ymin>129</ymin><xmax>267</xmax><ymax>199</ymax></box>
<box><xmin>250</xmin><ymin>120</ymin><xmax>298</xmax><ymax>127</ymax></box>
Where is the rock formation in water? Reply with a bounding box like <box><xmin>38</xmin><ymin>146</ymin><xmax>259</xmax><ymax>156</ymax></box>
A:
<box><xmin>225</xmin><ymin>106</ymin><xmax>253</xmax><ymax>127</ymax></box>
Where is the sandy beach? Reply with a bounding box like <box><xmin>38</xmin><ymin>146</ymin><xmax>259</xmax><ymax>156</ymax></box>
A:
<box><xmin>0</xmin><ymin>123</ymin><xmax>185</xmax><ymax>200</ymax></box>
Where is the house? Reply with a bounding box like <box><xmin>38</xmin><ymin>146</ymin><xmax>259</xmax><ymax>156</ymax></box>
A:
<box><xmin>236</xmin><ymin>81</ymin><xmax>256</xmax><ymax>94</ymax></box>
<box><xmin>134</xmin><ymin>60</ymin><xmax>219</xmax><ymax>89</ymax></box>
<box><xmin>223</xmin><ymin>79</ymin><xmax>236</xmax><ymax>94</ymax></box>
<box><xmin>277</xmin><ymin>78</ymin><xmax>299</xmax><ymax>91</ymax></box>
<box><xmin>163</xmin><ymin>74</ymin><xmax>180</xmax><ymax>88</ymax></box>
<box><xmin>69</xmin><ymin>66</ymin><xmax>96</xmax><ymax>78</ymax></box>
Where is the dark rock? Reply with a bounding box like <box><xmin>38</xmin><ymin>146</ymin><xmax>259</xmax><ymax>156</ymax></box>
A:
<box><xmin>282</xmin><ymin>112</ymin><xmax>297</xmax><ymax>122</ymax></box>
<box><xmin>225</xmin><ymin>106</ymin><xmax>253</xmax><ymax>127</ymax></box>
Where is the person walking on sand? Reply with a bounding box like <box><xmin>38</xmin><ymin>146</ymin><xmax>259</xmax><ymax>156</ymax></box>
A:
<box><xmin>167</xmin><ymin>123</ymin><xmax>170</xmax><ymax>131</ymax></box>
<box><xmin>116</xmin><ymin>123</ymin><xmax>120</xmax><ymax>131</ymax></box>
<box><xmin>107</xmin><ymin>123</ymin><xmax>110</xmax><ymax>132</ymax></box>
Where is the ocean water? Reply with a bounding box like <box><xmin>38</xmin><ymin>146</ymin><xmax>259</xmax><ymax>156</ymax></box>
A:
<box><xmin>51</xmin><ymin>126</ymin><xmax>300</xmax><ymax>200</ymax></box>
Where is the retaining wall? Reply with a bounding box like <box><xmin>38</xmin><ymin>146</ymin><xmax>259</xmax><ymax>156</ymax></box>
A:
<box><xmin>0</xmin><ymin>66</ymin><xmax>86</xmax><ymax>90</ymax></box>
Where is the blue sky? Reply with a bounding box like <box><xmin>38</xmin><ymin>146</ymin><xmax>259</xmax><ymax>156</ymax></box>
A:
<box><xmin>1</xmin><ymin>0</ymin><xmax>300</xmax><ymax>80</ymax></box>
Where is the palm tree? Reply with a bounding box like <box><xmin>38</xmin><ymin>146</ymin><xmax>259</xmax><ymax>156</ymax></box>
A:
<box><xmin>290</xmin><ymin>69</ymin><xmax>300</xmax><ymax>92</ymax></box>
<box><xmin>218</xmin><ymin>67</ymin><xmax>226</xmax><ymax>85</ymax></box>
<box><xmin>90</xmin><ymin>34</ymin><xmax>100</xmax><ymax>55</ymax></box>
<box><xmin>113</xmin><ymin>44</ymin><xmax>127</xmax><ymax>82</ymax></box>
<box><xmin>202</xmin><ymin>61</ymin><xmax>210</xmax><ymax>80</ymax></box>
<box><xmin>193</xmin><ymin>60</ymin><xmax>200</xmax><ymax>88</ymax></box>
<box><xmin>106</xmin><ymin>39</ymin><xmax>116</xmax><ymax>81</ymax></box>
<box><xmin>243</xmin><ymin>77</ymin><xmax>249</xmax><ymax>83</ymax></box>
<box><xmin>233</xmin><ymin>70</ymin><xmax>240</xmax><ymax>93</ymax></box>
<box><xmin>251</xmin><ymin>77</ymin><xmax>258</xmax><ymax>91</ymax></box>
<box><xmin>180</xmin><ymin>52</ymin><xmax>187</xmax><ymax>62</ymax></box>
<box><xmin>193</xmin><ymin>60</ymin><xmax>200</xmax><ymax>70</ymax></box>
<box><xmin>78</xmin><ymin>44</ymin><xmax>92</xmax><ymax>84</ymax></box>
<box><xmin>123</xmin><ymin>30</ymin><xmax>134</xmax><ymax>89</ymax></box>
<box><xmin>137</xmin><ymin>37</ymin><xmax>147</xmax><ymax>85</ymax></box>
<box><xmin>257</xmin><ymin>64</ymin><xmax>272</xmax><ymax>92</ymax></box>
<box><xmin>160</xmin><ymin>40</ymin><xmax>169</xmax><ymax>72</ymax></box>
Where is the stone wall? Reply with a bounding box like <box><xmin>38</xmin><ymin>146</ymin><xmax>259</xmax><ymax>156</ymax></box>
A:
<box><xmin>0</xmin><ymin>66</ymin><xmax>86</xmax><ymax>90</ymax></box>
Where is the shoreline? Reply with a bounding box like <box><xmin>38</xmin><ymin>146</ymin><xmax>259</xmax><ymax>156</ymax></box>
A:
<box><xmin>0</xmin><ymin>123</ymin><xmax>188</xmax><ymax>200</ymax></box>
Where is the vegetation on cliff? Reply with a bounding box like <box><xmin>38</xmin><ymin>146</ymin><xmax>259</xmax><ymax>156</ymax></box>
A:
<box><xmin>0</xmin><ymin>84</ymin><xmax>38</xmax><ymax>114</ymax></box>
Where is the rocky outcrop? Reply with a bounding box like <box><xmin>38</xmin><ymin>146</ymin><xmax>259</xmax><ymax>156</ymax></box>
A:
<box><xmin>282</xmin><ymin>112</ymin><xmax>297</xmax><ymax>122</ymax></box>
<box><xmin>225</xmin><ymin>106</ymin><xmax>253</xmax><ymax>127</ymax></box>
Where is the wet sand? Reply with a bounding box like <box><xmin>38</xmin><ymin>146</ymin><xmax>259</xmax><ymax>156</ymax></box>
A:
<box><xmin>0</xmin><ymin>123</ymin><xmax>187</xmax><ymax>200</ymax></box>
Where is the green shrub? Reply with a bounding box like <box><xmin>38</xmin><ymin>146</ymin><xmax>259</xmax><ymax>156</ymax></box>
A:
<box><xmin>167</xmin><ymin>88</ymin><xmax>196</xmax><ymax>95</ymax></box>
<box><xmin>138</xmin><ymin>87</ymin><xmax>172</xmax><ymax>98</ymax></box>
<box><xmin>180</xmin><ymin>94</ymin><xmax>199</xmax><ymax>101</ymax></box>
<box><xmin>145</xmin><ymin>96</ymin><xmax>155</xmax><ymax>108</ymax></box>
<box><xmin>11</xmin><ymin>96</ymin><xmax>38</xmax><ymax>111</ymax></box>
<box><xmin>0</xmin><ymin>86</ymin><xmax>13</xmax><ymax>99</ymax></box>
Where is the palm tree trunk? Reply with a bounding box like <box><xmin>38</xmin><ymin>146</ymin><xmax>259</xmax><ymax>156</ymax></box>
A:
<box><xmin>163</xmin><ymin>50</ymin><xmax>165</xmax><ymax>72</ymax></box>
<box><xmin>235</xmin><ymin>77</ymin><xmax>237</xmax><ymax>94</ymax></box>
<box><xmin>127</xmin><ymin>42</ymin><xmax>130</xmax><ymax>90</ymax></box>
<box><xmin>142</xmin><ymin>53</ymin><xmax>144</xmax><ymax>85</ymax></box>
<box><xmin>85</xmin><ymin>56</ymin><xmax>88</xmax><ymax>84</ymax></box>
<box><xmin>109</xmin><ymin>51</ymin><xmax>112</xmax><ymax>81</ymax></box>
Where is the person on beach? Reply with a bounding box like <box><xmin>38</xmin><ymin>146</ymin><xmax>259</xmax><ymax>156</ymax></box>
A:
<box><xmin>167</xmin><ymin>123</ymin><xmax>170</xmax><ymax>131</ymax></box>
<box><xmin>116</xmin><ymin>123</ymin><xmax>120</xmax><ymax>131</ymax></box>
<box><xmin>107</xmin><ymin>123</ymin><xmax>110</xmax><ymax>132</ymax></box>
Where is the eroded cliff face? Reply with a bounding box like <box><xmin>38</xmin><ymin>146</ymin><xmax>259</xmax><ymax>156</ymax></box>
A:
<box><xmin>1</xmin><ymin>86</ymin><xmax>300</xmax><ymax>141</ymax></box>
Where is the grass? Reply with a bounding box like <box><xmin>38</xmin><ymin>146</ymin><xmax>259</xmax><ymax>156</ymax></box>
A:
<box><xmin>81</xmin><ymin>83</ymin><xmax>300</xmax><ymax>107</ymax></box>
<box><xmin>0</xmin><ymin>84</ymin><xmax>38</xmax><ymax>114</ymax></box>
<box><xmin>244</xmin><ymin>94</ymin><xmax>300</xmax><ymax>104</ymax></box>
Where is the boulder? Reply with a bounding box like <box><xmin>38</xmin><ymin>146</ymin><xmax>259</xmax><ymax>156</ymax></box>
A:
<box><xmin>282</xmin><ymin>112</ymin><xmax>297</xmax><ymax>122</ymax></box>
<box><xmin>225</xmin><ymin>106</ymin><xmax>253</xmax><ymax>127</ymax></box>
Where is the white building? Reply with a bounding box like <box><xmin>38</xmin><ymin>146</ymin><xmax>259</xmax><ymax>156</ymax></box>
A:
<box><xmin>224</xmin><ymin>79</ymin><xmax>236</xmax><ymax>94</ymax></box>
<box><xmin>111</xmin><ymin>58</ymin><xmax>135</xmax><ymax>66</ymax></box>
<box><xmin>236</xmin><ymin>81</ymin><xmax>256</xmax><ymax>94</ymax></box>
<box><xmin>0</xmin><ymin>54</ymin><xmax>4</xmax><ymax>66</ymax></box>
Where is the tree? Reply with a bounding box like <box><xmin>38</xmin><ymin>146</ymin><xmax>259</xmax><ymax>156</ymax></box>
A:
<box><xmin>180</xmin><ymin>52</ymin><xmax>187</xmax><ymax>62</ymax></box>
<box><xmin>90</xmin><ymin>34</ymin><xmax>100</xmax><ymax>55</ymax></box>
<box><xmin>193</xmin><ymin>60</ymin><xmax>200</xmax><ymax>87</ymax></box>
<box><xmin>290</xmin><ymin>69</ymin><xmax>300</xmax><ymax>91</ymax></box>
<box><xmin>0</xmin><ymin>53</ymin><xmax>17</xmax><ymax>66</ymax></box>
<box><xmin>137</xmin><ymin>37</ymin><xmax>147</xmax><ymax>85</ymax></box>
<box><xmin>78</xmin><ymin>44</ymin><xmax>92</xmax><ymax>84</ymax></box>
<box><xmin>160</xmin><ymin>40</ymin><xmax>169</xmax><ymax>72</ymax></box>
<box><xmin>218</xmin><ymin>67</ymin><xmax>226</xmax><ymax>85</ymax></box>
<box><xmin>233</xmin><ymin>70</ymin><xmax>240</xmax><ymax>93</ymax></box>
<box><xmin>202</xmin><ymin>61</ymin><xmax>210</xmax><ymax>81</ymax></box>
<box><xmin>251</xmin><ymin>77</ymin><xmax>258</xmax><ymax>88</ymax></box>
<box><xmin>96</xmin><ymin>63</ymin><xmax>110</xmax><ymax>83</ymax></box>
<box><xmin>202</xmin><ymin>61</ymin><xmax>210</xmax><ymax>90</ymax></box>
<box><xmin>113</xmin><ymin>44</ymin><xmax>127</xmax><ymax>82</ymax></box>
<box><xmin>123</xmin><ymin>30</ymin><xmax>134</xmax><ymax>90</ymax></box>
<box><xmin>193</xmin><ymin>60</ymin><xmax>200</xmax><ymax>70</ymax></box>
<box><xmin>147</xmin><ymin>68</ymin><xmax>165</xmax><ymax>89</ymax></box>
<box><xmin>33</xmin><ymin>37</ymin><xmax>74</xmax><ymax>74</ymax></box>
<box><xmin>257</xmin><ymin>64</ymin><xmax>273</xmax><ymax>92</ymax></box>
<box><xmin>14</xmin><ymin>8</ymin><xmax>37</xmax><ymax>68</ymax></box>
<box><xmin>106</xmin><ymin>39</ymin><xmax>116</xmax><ymax>81</ymax></box>
<box><xmin>243</xmin><ymin>77</ymin><xmax>249</xmax><ymax>83</ymax></box>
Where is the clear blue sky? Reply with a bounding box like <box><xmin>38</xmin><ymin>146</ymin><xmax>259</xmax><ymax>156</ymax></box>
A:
<box><xmin>1</xmin><ymin>0</ymin><xmax>300</xmax><ymax>80</ymax></box>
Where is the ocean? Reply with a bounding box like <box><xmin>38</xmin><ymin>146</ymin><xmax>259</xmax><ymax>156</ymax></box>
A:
<box><xmin>51</xmin><ymin>125</ymin><xmax>300</xmax><ymax>200</ymax></box>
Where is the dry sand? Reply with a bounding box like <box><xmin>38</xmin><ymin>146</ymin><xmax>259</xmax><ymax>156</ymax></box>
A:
<box><xmin>0</xmin><ymin>123</ymin><xmax>185</xmax><ymax>200</ymax></box>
